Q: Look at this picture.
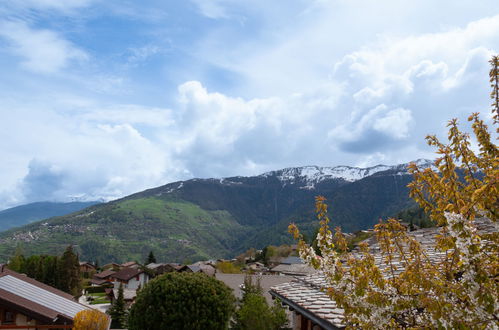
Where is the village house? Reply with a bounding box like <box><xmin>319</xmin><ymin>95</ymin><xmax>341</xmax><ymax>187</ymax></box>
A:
<box><xmin>79</xmin><ymin>261</ymin><xmax>96</xmax><ymax>278</ymax></box>
<box><xmin>90</xmin><ymin>269</ymin><xmax>115</xmax><ymax>286</ymax></box>
<box><xmin>145</xmin><ymin>262</ymin><xmax>180</xmax><ymax>276</ymax></box>
<box><xmin>111</xmin><ymin>267</ymin><xmax>150</xmax><ymax>290</ymax></box>
<box><xmin>0</xmin><ymin>265</ymin><xmax>93</xmax><ymax>329</ymax></box>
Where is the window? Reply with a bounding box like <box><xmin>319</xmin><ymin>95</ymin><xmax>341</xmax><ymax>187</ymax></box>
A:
<box><xmin>4</xmin><ymin>310</ymin><xmax>15</xmax><ymax>324</ymax></box>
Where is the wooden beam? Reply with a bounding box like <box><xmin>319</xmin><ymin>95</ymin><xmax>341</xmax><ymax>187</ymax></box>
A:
<box><xmin>0</xmin><ymin>325</ymin><xmax>72</xmax><ymax>329</ymax></box>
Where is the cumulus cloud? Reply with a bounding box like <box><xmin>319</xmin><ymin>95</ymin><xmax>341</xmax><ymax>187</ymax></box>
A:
<box><xmin>0</xmin><ymin>3</ymin><xmax>498</xmax><ymax>210</ymax></box>
<box><xmin>0</xmin><ymin>20</ymin><xmax>87</xmax><ymax>74</ymax></box>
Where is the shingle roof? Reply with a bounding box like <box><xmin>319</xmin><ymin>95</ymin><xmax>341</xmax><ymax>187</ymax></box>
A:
<box><xmin>93</xmin><ymin>269</ymin><xmax>115</xmax><ymax>279</ymax></box>
<box><xmin>270</xmin><ymin>274</ymin><xmax>345</xmax><ymax>329</ymax></box>
<box><xmin>270</xmin><ymin>263</ymin><xmax>317</xmax><ymax>276</ymax></box>
<box><xmin>112</xmin><ymin>267</ymin><xmax>143</xmax><ymax>281</ymax></box>
<box><xmin>270</xmin><ymin>217</ymin><xmax>497</xmax><ymax>329</ymax></box>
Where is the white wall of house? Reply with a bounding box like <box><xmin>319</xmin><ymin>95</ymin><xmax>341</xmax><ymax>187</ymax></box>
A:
<box><xmin>114</xmin><ymin>273</ymin><xmax>149</xmax><ymax>290</ymax></box>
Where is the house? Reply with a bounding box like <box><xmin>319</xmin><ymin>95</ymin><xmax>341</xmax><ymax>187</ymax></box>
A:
<box><xmin>245</xmin><ymin>261</ymin><xmax>266</xmax><ymax>273</ymax></box>
<box><xmin>102</xmin><ymin>262</ymin><xmax>121</xmax><ymax>271</ymax></box>
<box><xmin>120</xmin><ymin>261</ymin><xmax>139</xmax><ymax>269</ymax></box>
<box><xmin>106</xmin><ymin>288</ymin><xmax>137</xmax><ymax>307</ymax></box>
<box><xmin>269</xmin><ymin>218</ymin><xmax>497</xmax><ymax>330</ymax></box>
<box><xmin>145</xmin><ymin>263</ymin><xmax>179</xmax><ymax>276</ymax></box>
<box><xmin>90</xmin><ymin>269</ymin><xmax>115</xmax><ymax>286</ymax></box>
<box><xmin>111</xmin><ymin>267</ymin><xmax>149</xmax><ymax>290</ymax></box>
<box><xmin>177</xmin><ymin>264</ymin><xmax>216</xmax><ymax>276</ymax></box>
<box><xmin>79</xmin><ymin>261</ymin><xmax>96</xmax><ymax>278</ymax></box>
<box><xmin>0</xmin><ymin>265</ymin><xmax>94</xmax><ymax>329</ymax></box>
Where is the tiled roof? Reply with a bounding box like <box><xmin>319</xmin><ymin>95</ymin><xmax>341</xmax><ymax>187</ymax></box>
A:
<box><xmin>270</xmin><ymin>217</ymin><xmax>497</xmax><ymax>329</ymax></box>
<box><xmin>271</xmin><ymin>274</ymin><xmax>345</xmax><ymax>329</ymax></box>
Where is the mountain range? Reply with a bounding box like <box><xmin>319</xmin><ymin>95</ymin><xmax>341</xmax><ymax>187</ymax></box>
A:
<box><xmin>0</xmin><ymin>160</ymin><xmax>432</xmax><ymax>264</ymax></box>
<box><xmin>0</xmin><ymin>201</ymin><xmax>101</xmax><ymax>232</ymax></box>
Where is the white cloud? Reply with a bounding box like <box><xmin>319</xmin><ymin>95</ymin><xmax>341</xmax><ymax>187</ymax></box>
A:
<box><xmin>1</xmin><ymin>2</ymin><xmax>499</xmax><ymax>209</ymax></box>
<box><xmin>0</xmin><ymin>20</ymin><xmax>87</xmax><ymax>74</ymax></box>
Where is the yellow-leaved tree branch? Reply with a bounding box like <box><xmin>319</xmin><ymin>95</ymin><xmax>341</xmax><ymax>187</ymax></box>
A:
<box><xmin>289</xmin><ymin>55</ymin><xmax>498</xmax><ymax>329</ymax></box>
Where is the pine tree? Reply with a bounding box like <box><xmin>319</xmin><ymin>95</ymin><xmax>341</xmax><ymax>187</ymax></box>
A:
<box><xmin>108</xmin><ymin>283</ymin><xmax>128</xmax><ymax>329</ymax></box>
<box><xmin>146</xmin><ymin>250</ymin><xmax>156</xmax><ymax>264</ymax></box>
<box><xmin>58</xmin><ymin>246</ymin><xmax>81</xmax><ymax>296</ymax></box>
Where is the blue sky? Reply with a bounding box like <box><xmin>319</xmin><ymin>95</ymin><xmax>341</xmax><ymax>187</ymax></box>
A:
<box><xmin>0</xmin><ymin>0</ymin><xmax>498</xmax><ymax>209</ymax></box>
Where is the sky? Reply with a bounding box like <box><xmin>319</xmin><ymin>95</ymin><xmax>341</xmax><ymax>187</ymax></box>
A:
<box><xmin>0</xmin><ymin>0</ymin><xmax>498</xmax><ymax>209</ymax></box>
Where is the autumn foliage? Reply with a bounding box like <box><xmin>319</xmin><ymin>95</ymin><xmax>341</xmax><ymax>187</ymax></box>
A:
<box><xmin>73</xmin><ymin>309</ymin><xmax>109</xmax><ymax>330</ymax></box>
<box><xmin>289</xmin><ymin>56</ymin><xmax>498</xmax><ymax>328</ymax></box>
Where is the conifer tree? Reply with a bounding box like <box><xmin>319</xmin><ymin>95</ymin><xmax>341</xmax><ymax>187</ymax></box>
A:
<box><xmin>232</xmin><ymin>275</ymin><xmax>288</xmax><ymax>330</ymax></box>
<box><xmin>58</xmin><ymin>246</ymin><xmax>81</xmax><ymax>296</ymax></box>
<box><xmin>108</xmin><ymin>283</ymin><xmax>128</xmax><ymax>329</ymax></box>
<box><xmin>146</xmin><ymin>250</ymin><xmax>156</xmax><ymax>264</ymax></box>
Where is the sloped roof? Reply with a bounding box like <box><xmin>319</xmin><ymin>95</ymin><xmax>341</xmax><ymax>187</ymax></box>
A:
<box><xmin>93</xmin><ymin>269</ymin><xmax>115</xmax><ymax>279</ymax></box>
<box><xmin>270</xmin><ymin>217</ymin><xmax>497</xmax><ymax>329</ymax></box>
<box><xmin>0</xmin><ymin>268</ymin><xmax>90</xmax><ymax>322</ymax></box>
<box><xmin>280</xmin><ymin>256</ymin><xmax>303</xmax><ymax>265</ymax></box>
<box><xmin>271</xmin><ymin>274</ymin><xmax>345</xmax><ymax>329</ymax></box>
<box><xmin>112</xmin><ymin>267</ymin><xmax>144</xmax><ymax>281</ymax></box>
<box><xmin>270</xmin><ymin>263</ymin><xmax>316</xmax><ymax>276</ymax></box>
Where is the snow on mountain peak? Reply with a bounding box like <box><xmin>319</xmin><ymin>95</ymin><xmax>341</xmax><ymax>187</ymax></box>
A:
<box><xmin>260</xmin><ymin>160</ymin><xmax>433</xmax><ymax>188</ymax></box>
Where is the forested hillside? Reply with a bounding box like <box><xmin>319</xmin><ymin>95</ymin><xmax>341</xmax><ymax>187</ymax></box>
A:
<box><xmin>0</xmin><ymin>161</ymin><xmax>429</xmax><ymax>264</ymax></box>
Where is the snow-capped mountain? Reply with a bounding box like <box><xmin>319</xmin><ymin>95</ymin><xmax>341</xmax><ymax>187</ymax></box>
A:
<box><xmin>259</xmin><ymin>159</ymin><xmax>433</xmax><ymax>189</ymax></box>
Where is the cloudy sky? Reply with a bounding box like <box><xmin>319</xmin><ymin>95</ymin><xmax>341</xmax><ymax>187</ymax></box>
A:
<box><xmin>0</xmin><ymin>0</ymin><xmax>498</xmax><ymax>209</ymax></box>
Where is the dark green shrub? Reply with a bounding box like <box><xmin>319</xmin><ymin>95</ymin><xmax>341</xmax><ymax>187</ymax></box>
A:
<box><xmin>128</xmin><ymin>272</ymin><xmax>235</xmax><ymax>330</ymax></box>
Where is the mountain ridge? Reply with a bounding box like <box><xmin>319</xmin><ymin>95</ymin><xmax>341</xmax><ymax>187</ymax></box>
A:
<box><xmin>0</xmin><ymin>160</ymin><xmax>430</xmax><ymax>264</ymax></box>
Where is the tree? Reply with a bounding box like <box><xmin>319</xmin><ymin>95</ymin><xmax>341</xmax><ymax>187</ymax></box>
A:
<box><xmin>146</xmin><ymin>250</ymin><xmax>156</xmax><ymax>264</ymax></box>
<box><xmin>107</xmin><ymin>283</ymin><xmax>128</xmax><ymax>329</ymax></box>
<box><xmin>128</xmin><ymin>272</ymin><xmax>235</xmax><ymax>330</ymax></box>
<box><xmin>232</xmin><ymin>275</ymin><xmax>288</xmax><ymax>330</ymax></box>
<box><xmin>74</xmin><ymin>309</ymin><xmax>109</xmax><ymax>330</ymax></box>
<box><xmin>289</xmin><ymin>56</ymin><xmax>498</xmax><ymax>328</ymax></box>
<box><xmin>58</xmin><ymin>245</ymin><xmax>81</xmax><ymax>296</ymax></box>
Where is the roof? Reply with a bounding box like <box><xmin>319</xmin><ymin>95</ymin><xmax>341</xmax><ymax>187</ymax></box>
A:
<box><xmin>93</xmin><ymin>269</ymin><xmax>115</xmax><ymax>279</ymax></box>
<box><xmin>112</xmin><ymin>288</ymin><xmax>137</xmax><ymax>301</ymax></box>
<box><xmin>79</xmin><ymin>261</ymin><xmax>95</xmax><ymax>268</ymax></box>
<box><xmin>112</xmin><ymin>267</ymin><xmax>144</xmax><ymax>281</ymax></box>
<box><xmin>0</xmin><ymin>268</ymin><xmax>90</xmax><ymax>322</ymax></box>
<box><xmin>280</xmin><ymin>256</ymin><xmax>303</xmax><ymax>265</ymax></box>
<box><xmin>216</xmin><ymin>274</ymin><xmax>295</xmax><ymax>305</ymax></box>
<box><xmin>270</xmin><ymin>217</ymin><xmax>497</xmax><ymax>329</ymax></box>
<box><xmin>270</xmin><ymin>274</ymin><xmax>345</xmax><ymax>329</ymax></box>
<box><xmin>121</xmin><ymin>261</ymin><xmax>137</xmax><ymax>267</ymax></box>
<box><xmin>270</xmin><ymin>263</ymin><xmax>317</xmax><ymax>276</ymax></box>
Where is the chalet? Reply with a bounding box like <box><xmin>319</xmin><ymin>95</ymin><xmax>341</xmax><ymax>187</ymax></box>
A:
<box><xmin>90</xmin><ymin>269</ymin><xmax>115</xmax><ymax>286</ymax></box>
<box><xmin>106</xmin><ymin>288</ymin><xmax>137</xmax><ymax>307</ymax></box>
<box><xmin>177</xmin><ymin>264</ymin><xmax>216</xmax><ymax>276</ymax></box>
<box><xmin>102</xmin><ymin>262</ymin><xmax>120</xmax><ymax>271</ymax></box>
<box><xmin>0</xmin><ymin>265</ymin><xmax>92</xmax><ymax>329</ymax></box>
<box><xmin>111</xmin><ymin>267</ymin><xmax>149</xmax><ymax>290</ymax></box>
<box><xmin>79</xmin><ymin>261</ymin><xmax>96</xmax><ymax>278</ymax></box>
<box><xmin>120</xmin><ymin>261</ymin><xmax>139</xmax><ymax>269</ymax></box>
<box><xmin>145</xmin><ymin>263</ymin><xmax>179</xmax><ymax>276</ymax></box>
